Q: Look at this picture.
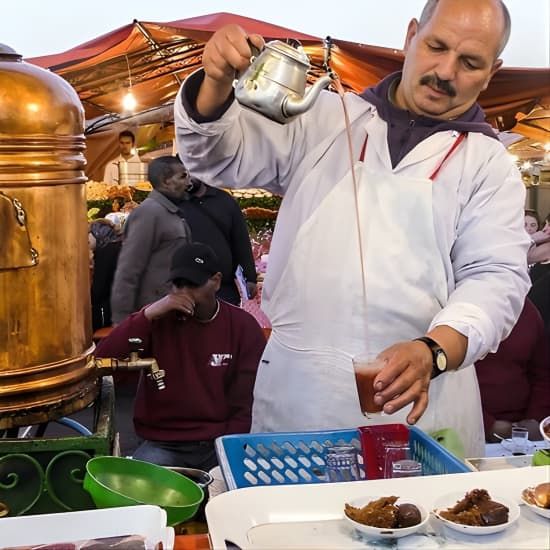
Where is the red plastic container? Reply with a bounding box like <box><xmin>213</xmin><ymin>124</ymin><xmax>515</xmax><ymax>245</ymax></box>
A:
<box><xmin>358</xmin><ymin>424</ymin><xmax>410</xmax><ymax>479</ymax></box>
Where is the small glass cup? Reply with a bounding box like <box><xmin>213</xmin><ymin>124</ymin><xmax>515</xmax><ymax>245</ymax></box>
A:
<box><xmin>383</xmin><ymin>443</ymin><xmax>411</xmax><ymax>479</ymax></box>
<box><xmin>383</xmin><ymin>443</ymin><xmax>423</xmax><ymax>478</ymax></box>
<box><xmin>511</xmin><ymin>426</ymin><xmax>529</xmax><ymax>455</ymax></box>
<box><xmin>353</xmin><ymin>353</ymin><xmax>385</xmax><ymax>418</ymax></box>
<box><xmin>390</xmin><ymin>459</ymin><xmax>423</xmax><ymax>478</ymax></box>
<box><xmin>325</xmin><ymin>445</ymin><xmax>360</xmax><ymax>482</ymax></box>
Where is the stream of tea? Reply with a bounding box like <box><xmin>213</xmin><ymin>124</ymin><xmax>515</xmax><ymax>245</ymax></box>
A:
<box><xmin>332</xmin><ymin>77</ymin><xmax>369</xmax><ymax>349</ymax></box>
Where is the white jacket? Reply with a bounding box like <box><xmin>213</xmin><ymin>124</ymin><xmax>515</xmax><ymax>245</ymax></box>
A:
<box><xmin>103</xmin><ymin>153</ymin><xmax>143</xmax><ymax>185</ymax></box>
<box><xmin>175</xmin><ymin>86</ymin><xmax>531</xmax><ymax>366</ymax></box>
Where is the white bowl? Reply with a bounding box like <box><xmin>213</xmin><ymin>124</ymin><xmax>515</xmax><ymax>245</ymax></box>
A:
<box><xmin>521</xmin><ymin>486</ymin><xmax>550</xmax><ymax>519</ymax></box>
<box><xmin>433</xmin><ymin>492</ymin><xmax>520</xmax><ymax>536</ymax></box>
<box><xmin>539</xmin><ymin>416</ymin><xmax>550</xmax><ymax>442</ymax></box>
<box><xmin>343</xmin><ymin>496</ymin><xmax>429</xmax><ymax>539</ymax></box>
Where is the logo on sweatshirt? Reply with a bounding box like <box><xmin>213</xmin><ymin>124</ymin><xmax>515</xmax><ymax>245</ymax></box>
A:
<box><xmin>208</xmin><ymin>354</ymin><xmax>232</xmax><ymax>367</ymax></box>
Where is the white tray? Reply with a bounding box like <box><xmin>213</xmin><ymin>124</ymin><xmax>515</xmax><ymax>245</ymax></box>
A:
<box><xmin>206</xmin><ymin>466</ymin><xmax>550</xmax><ymax>549</ymax></box>
<box><xmin>0</xmin><ymin>505</ymin><xmax>174</xmax><ymax>548</ymax></box>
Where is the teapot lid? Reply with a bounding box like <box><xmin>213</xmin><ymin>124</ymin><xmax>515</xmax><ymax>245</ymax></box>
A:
<box><xmin>0</xmin><ymin>43</ymin><xmax>22</xmax><ymax>61</ymax></box>
<box><xmin>265</xmin><ymin>40</ymin><xmax>310</xmax><ymax>67</ymax></box>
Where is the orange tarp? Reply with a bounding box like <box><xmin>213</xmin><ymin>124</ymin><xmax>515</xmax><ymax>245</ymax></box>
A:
<box><xmin>27</xmin><ymin>12</ymin><xmax>550</xmax><ymax>124</ymax></box>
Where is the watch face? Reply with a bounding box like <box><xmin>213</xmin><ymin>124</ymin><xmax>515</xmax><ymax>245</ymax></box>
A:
<box><xmin>435</xmin><ymin>350</ymin><xmax>447</xmax><ymax>371</ymax></box>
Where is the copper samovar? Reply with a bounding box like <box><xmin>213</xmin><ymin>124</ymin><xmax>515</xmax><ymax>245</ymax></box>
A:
<box><xmin>0</xmin><ymin>45</ymin><xmax>166</xmax><ymax>430</ymax></box>
<box><xmin>0</xmin><ymin>44</ymin><xmax>96</xmax><ymax>429</ymax></box>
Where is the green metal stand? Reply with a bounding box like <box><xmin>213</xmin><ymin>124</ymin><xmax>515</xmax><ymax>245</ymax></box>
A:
<box><xmin>0</xmin><ymin>376</ymin><xmax>115</xmax><ymax>516</ymax></box>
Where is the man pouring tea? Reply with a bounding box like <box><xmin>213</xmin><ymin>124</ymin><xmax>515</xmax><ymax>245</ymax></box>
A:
<box><xmin>174</xmin><ymin>0</ymin><xmax>530</xmax><ymax>456</ymax></box>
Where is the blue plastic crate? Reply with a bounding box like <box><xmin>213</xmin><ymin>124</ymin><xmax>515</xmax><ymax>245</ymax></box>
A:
<box><xmin>215</xmin><ymin>425</ymin><xmax>469</xmax><ymax>490</ymax></box>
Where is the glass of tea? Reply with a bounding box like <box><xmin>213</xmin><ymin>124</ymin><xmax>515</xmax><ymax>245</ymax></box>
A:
<box><xmin>352</xmin><ymin>353</ymin><xmax>386</xmax><ymax>418</ymax></box>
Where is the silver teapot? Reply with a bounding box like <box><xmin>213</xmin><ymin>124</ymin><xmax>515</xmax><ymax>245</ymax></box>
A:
<box><xmin>233</xmin><ymin>39</ymin><xmax>334</xmax><ymax>124</ymax></box>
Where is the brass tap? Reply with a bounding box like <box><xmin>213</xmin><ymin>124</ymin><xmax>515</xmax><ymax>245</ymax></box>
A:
<box><xmin>94</xmin><ymin>338</ymin><xmax>166</xmax><ymax>390</ymax></box>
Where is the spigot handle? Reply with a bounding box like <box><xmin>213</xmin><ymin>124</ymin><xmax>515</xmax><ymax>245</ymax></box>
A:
<box><xmin>128</xmin><ymin>337</ymin><xmax>144</xmax><ymax>353</ymax></box>
<box><xmin>148</xmin><ymin>369</ymin><xmax>166</xmax><ymax>391</ymax></box>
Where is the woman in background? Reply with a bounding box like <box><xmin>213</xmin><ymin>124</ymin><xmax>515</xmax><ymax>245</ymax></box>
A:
<box><xmin>525</xmin><ymin>209</ymin><xmax>541</xmax><ymax>236</ymax></box>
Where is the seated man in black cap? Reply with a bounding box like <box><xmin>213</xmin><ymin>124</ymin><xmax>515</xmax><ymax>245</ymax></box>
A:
<box><xmin>96</xmin><ymin>242</ymin><xmax>266</xmax><ymax>470</ymax></box>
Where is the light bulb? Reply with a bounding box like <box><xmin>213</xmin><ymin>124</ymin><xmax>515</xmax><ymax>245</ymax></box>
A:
<box><xmin>521</xmin><ymin>161</ymin><xmax>532</xmax><ymax>171</ymax></box>
<box><xmin>122</xmin><ymin>90</ymin><xmax>137</xmax><ymax>112</ymax></box>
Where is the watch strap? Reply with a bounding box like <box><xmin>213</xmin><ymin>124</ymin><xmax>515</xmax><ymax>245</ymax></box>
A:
<box><xmin>413</xmin><ymin>336</ymin><xmax>447</xmax><ymax>379</ymax></box>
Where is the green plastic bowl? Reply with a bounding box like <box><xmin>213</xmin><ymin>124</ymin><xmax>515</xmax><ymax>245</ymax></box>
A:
<box><xmin>83</xmin><ymin>456</ymin><xmax>204</xmax><ymax>526</ymax></box>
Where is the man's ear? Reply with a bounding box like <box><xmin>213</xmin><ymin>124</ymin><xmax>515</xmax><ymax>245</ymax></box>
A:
<box><xmin>211</xmin><ymin>272</ymin><xmax>222</xmax><ymax>292</ymax></box>
<box><xmin>483</xmin><ymin>58</ymin><xmax>503</xmax><ymax>90</ymax></box>
<box><xmin>403</xmin><ymin>18</ymin><xmax>419</xmax><ymax>53</ymax></box>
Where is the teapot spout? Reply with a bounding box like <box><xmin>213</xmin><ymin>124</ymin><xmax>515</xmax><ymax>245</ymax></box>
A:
<box><xmin>282</xmin><ymin>75</ymin><xmax>333</xmax><ymax>119</ymax></box>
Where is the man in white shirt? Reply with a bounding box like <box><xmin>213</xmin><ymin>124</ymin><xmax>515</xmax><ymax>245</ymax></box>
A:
<box><xmin>103</xmin><ymin>130</ymin><xmax>143</xmax><ymax>186</ymax></box>
<box><xmin>174</xmin><ymin>0</ymin><xmax>530</xmax><ymax>456</ymax></box>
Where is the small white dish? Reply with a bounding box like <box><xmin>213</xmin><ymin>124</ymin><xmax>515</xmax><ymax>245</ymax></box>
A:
<box><xmin>521</xmin><ymin>487</ymin><xmax>550</xmax><ymax>519</ymax></box>
<box><xmin>343</xmin><ymin>496</ymin><xmax>429</xmax><ymax>539</ymax></box>
<box><xmin>540</xmin><ymin>416</ymin><xmax>550</xmax><ymax>443</ymax></box>
<box><xmin>433</xmin><ymin>492</ymin><xmax>520</xmax><ymax>535</ymax></box>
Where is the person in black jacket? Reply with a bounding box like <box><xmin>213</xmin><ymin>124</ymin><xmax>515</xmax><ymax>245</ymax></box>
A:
<box><xmin>89</xmin><ymin>219</ymin><xmax>123</xmax><ymax>330</ymax></box>
<box><xmin>529</xmin><ymin>271</ymin><xmax>550</xmax><ymax>333</ymax></box>
<box><xmin>175</xmin><ymin>168</ymin><xmax>257</xmax><ymax>305</ymax></box>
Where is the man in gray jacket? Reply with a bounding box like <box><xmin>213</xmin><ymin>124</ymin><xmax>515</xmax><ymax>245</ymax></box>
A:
<box><xmin>110</xmin><ymin>156</ymin><xmax>191</xmax><ymax>324</ymax></box>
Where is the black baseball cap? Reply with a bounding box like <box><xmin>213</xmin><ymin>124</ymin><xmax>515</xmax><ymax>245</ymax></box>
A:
<box><xmin>169</xmin><ymin>242</ymin><xmax>221</xmax><ymax>286</ymax></box>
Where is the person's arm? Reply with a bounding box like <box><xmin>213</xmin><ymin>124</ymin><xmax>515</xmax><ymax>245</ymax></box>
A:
<box><xmin>174</xmin><ymin>26</ymin><xmax>360</xmax><ymax>196</ymax></box>
<box><xmin>110</xmin><ymin>206</ymin><xmax>159</xmax><ymax>324</ymax></box>
<box><xmin>195</xmin><ymin>24</ymin><xmax>264</xmax><ymax>118</ymax></box>
<box><xmin>530</xmin><ymin>228</ymin><xmax>550</xmax><ymax>245</ymax></box>
<box><xmin>143</xmin><ymin>288</ymin><xmax>196</xmax><ymax>321</ymax></box>
<box><xmin>95</xmin><ymin>309</ymin><xmax>153</xmax><ymax>358</ymax></box>
<box><xmin>224</xmin><ymin>315</ymin><xmax>266</xmax><ymax>434</ymax></box>
<box><xmin>430</xmin><ymin>144</ymin><xmax>531</xmax><ymax>365</ymax></box>
<box><xmin>373</xmin><ymin>326</ymin><xmax>467</xmax><ymax>424</ymax></box>
<box><xmin>527</xmin><ymin>241</ymin><xmax>550</xmax><ymax>264</ymax></box>
<box><xmin>374</xmin><ymin>142</ymin><xmax>531</xmax><ymax>423</ymax></box>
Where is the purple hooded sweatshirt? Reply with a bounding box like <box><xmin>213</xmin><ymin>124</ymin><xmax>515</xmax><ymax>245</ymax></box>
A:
<box><xmin>361</xmin><ymin>72</ymin><xmax>497</xmax><ymax>168</ymax></box>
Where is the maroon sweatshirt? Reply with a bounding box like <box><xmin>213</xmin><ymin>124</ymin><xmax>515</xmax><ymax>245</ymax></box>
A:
<box><xmin>95</xmin><ymin>301</ymin><xmax>266</xmax><ymax>442</ymax></box>
<box><xmin>475</xmin><ymin>299</ymin><xmax>550</xmax><ymax>436</ymax></box>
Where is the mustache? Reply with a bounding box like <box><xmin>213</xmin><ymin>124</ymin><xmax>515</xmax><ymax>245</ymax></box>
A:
<box><xmin>419</xmin><ymin>74</ymin><xmax>457</xmax><ymax>97</ymax></box>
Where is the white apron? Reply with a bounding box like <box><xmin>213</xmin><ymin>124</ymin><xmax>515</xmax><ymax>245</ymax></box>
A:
<box><xmin>251</xmin><ymin>130</ymin><xmax>485</xmax><ymax>458</ymax></box>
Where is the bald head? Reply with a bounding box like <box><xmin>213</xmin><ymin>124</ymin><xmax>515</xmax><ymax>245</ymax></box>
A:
<box><xmin>419</xmin><ymin>0</ymin><xmax>511</xmax><ymax>58</ymax></box>
<box><xmin>395</xmin><ymin>0</ymin><xmax>507</xmax><ymax>119</ymax></box>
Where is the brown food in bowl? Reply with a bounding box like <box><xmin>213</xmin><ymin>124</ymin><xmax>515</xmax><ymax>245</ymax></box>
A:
<box><xmin>344</xmin><ymin>496</ymin><xmax>422</xmax><ymax>529</ymax></box>
<box><xmin>397</xmin><ymin>503</ymin><xmax>422</xmax><ymax>527</ymax></box>
<box><xmin>439</xmin><ymin>489</ymin><xmax>508</xmax><ymax>526</ymax></box>
<box><xmin>534</xmin><ymin>482</ymin><xmax>550</xmax><ymax>508</ymax></box>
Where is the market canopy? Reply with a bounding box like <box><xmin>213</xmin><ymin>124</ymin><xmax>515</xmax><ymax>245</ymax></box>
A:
<box><xmin>28</xmin><ymin>12</ymin><xmax>550</xmax><ymax>124</ymax></box>
<box><xmin>26</xmin><ymin>13</ymin><xmax>550</xmax><ymax>180</ymax></box>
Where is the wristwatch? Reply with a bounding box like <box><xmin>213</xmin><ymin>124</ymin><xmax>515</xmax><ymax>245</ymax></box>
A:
<box><xmin>414</xmin><ymin>336</ymin><xmax>448</xmax><ymax>379</ymax></box>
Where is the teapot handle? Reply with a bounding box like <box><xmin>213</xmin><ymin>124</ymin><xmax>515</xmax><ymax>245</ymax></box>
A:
<box><xmin>246</xmin><ymin>37</ymin><xmax>262</xmax><ymax>61</ymax></box>
<box><xmin>285</xmin><ymin>38</ymin><xmax>302</xmax><ymax>50</ymax></box>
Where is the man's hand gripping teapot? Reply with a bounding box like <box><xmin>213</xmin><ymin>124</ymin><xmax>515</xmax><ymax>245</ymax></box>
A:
<box><xmin>233</xmin><ymin>37</ymin><xmax>335</xmax><ymax>124</ymax></box>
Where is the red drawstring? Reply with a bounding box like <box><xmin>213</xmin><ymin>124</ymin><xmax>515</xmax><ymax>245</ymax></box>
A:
<box><xmin>358</xmin><ymin>132</ymin><xmax>467</xmax><ymax>181</ymax></box>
